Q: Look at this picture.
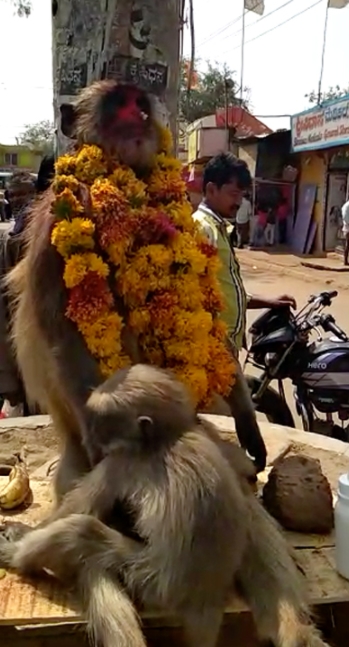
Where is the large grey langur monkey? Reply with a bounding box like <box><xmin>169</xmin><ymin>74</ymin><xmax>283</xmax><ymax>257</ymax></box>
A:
<box><xmin>0</xmin><ymin>365</ymin><xmax>330</xmax><ymax>647</ymax></box>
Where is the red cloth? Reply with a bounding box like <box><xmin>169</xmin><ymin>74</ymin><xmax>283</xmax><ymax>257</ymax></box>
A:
<box><xmin>257</xmin><ymin>210</ymin><xmax>267</xmax><ymax>227</ymax></box>
<box><xmin>277</xmin><ymin>204</ymin><xmax>288</xmax><ymax>221</ymax></box>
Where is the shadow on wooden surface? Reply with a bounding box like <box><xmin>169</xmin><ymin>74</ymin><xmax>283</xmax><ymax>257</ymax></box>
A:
<box><xmin>2</xmin><ymin>603</ymin><xmax>349</xmax><ymax>647</ymax></box>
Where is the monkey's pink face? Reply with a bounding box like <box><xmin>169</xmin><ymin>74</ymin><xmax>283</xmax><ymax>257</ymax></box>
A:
<box><xmin>112</xmin><ymin>87</ymin><xmax>150</xmax><ymax>131</ymax></box>
<box><xmin>100</xmin><ymin>85</ymin><xmax>158</xmax><ymax>168</ymax></box>
<box><xmin>61</xmin><ymin>82</ymin><xmax>160</xmax><ymax>170</ymax></box>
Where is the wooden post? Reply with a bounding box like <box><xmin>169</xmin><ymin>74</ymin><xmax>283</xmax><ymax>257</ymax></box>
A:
<box><xmin>51</xmin><ymin>0</ymin><xmax>183</xmax><ymax>155</ymax></box>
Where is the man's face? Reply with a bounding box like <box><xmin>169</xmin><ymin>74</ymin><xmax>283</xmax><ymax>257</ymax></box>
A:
<box><xmin>206</xmin><ymin>179</ymin><xmax>243</xmax><ymax>219</ymax></box>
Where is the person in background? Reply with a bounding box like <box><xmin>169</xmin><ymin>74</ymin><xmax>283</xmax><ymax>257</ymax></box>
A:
<box><xmin>7</xmin><ymin>172</ymin><xmax>36</xmax><ymax>238</ymax></box>
<box><xmin>236</xmin><ymin>191</ymin><xmax>252</xmax><ymax>248</ymax></box>
<box><xmin>4</xmin><ymin>189</ymin><xmax>12</xmax><ymax>221</ymax></box>
<box><xmin>264</xmin><ymin>205</ymin><xmax>276</xmax><ymax>246</ymax></box>
<box><xmin>249</xmin><ymin>203</ymin><xmax>259</xmax><ymax>248</ymax></box>
<box><xmin>0</xmin><ymin>198</ymin><xmax>5</xmax><ymax>224</ymax></box>
<box><xmin>192</xmin><ymin>153</ymin><xmax>297</xmax><ymax>471</ymax></box>
<box><xmin>341</xmin><ymin>197</ymin><xmax>349</xmax><ymax>266</ymax></box>
<box><xmin>8</xmin><ymin>156</ymin><xmax>55</xmax><ymax>238</ymax></box>
<box><xmin>277</xmin><ymin>197</ymin><xmax>288</xmax><ymax>245</ymax></box>
<box><xmin>251</xmin><ymin>203</ymin><xmax>267</xmax><ymax>247</ymax></box>
<box><xmin>0</xmin><ymin>156</ymin><xmax>55</xmax><ymax>417</ymax></box>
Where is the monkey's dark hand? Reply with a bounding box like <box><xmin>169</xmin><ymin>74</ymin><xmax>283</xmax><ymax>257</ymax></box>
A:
<box><xmin>247</xmin><ymin>440</ymin><xmax>267</xmax><ymax>474</ymax></box>
<box><xmin>235</xmin><ymin>420</ymin><xmax>267</xmax><ymax>473</ymax></box>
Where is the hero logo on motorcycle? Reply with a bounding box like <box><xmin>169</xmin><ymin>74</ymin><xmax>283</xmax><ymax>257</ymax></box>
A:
<box><xmin>307</xmin><ymin>362</ymin><xmax>327</xmax><ymax>370</ymax></box>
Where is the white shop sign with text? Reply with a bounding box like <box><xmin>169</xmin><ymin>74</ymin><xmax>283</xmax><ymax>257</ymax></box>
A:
<box><xmin>291</xmin><ymin>96</ymin><xmax>349</xmax><ymax>153</ymax></box>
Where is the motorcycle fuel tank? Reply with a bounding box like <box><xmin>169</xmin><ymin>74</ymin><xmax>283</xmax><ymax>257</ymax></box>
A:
<box><xmin>250</xmin><ymin>325</ymin><xmax>295</xmax><ymax>353</ymax></box>
<box><xmin>301</xmin><ymin>339</ymin><xmax>349</xmax><ymax>392</ymax></box>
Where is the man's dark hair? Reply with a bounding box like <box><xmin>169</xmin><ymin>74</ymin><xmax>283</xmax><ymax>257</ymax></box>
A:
<box><xmin>203</xmin><ymin>153</ymin><xmax>252</xmax><ymax>192</ymax></box>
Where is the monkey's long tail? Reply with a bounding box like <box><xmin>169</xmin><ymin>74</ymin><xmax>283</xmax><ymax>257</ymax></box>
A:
<box><xmin>82</xmin><ymin>570</ymin><xmax>146</xmax><ymax>647</ymax></box>
<box><xmin>236</xmin><ymin>497</ymin><xmax>330</xmax><ymax>647</ymax></box>
<box><xmin>61</xmin><ymin>516</ymin><xmax>147</xmax><ymax>647</ymax></box>
<box><xmin>8</xmin><ymin>514</ymin><xmax>147</xmax><ymax>647</ymax></box>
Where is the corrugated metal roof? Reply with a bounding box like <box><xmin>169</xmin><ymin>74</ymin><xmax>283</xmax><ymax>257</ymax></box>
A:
<box><xmin>215</xmin><ymin>106</ymin><xmax>273</xmax><ymax>137</ymax></box>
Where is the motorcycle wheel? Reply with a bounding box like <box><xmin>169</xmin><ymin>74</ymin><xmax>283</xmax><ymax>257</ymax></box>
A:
<box><xmin>245</xmin><ymin>375</ymin><xmax>295</xmax><ymax>428</ymax></box>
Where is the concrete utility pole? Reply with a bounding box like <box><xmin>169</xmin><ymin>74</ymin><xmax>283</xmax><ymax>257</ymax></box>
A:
<box><xmin>51</xmin><ymin>0</ymin><xmax>184</xmax><ymax>155</ymax></box>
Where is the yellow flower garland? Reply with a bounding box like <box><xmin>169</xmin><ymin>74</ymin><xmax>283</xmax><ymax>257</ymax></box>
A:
<box><xmin>50</xmin><ymin>125</ymin><xmax>236</xmax><ymax>406</ymax></box>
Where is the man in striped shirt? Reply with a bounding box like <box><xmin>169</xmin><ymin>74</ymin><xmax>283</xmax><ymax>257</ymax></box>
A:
<box><xmin>193</xmin><ymin>153</ymin><xmax>296</xmax><ymax>471</ymax></box>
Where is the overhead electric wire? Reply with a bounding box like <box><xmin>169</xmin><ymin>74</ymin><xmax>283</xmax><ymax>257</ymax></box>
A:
<box><xmin>195</xmin><ymin>15</ymin><xmax>243</xmax><ymax>49</ymax></box>
<box><xmin>197</xmin><ymin>0</ymin><xmax>297</xmax><ymax>51</ymax></box>
<box><xmin>222</xmin><ymin>0</ymin><xmax>323</xmax><ymax>56</ymax></box>
<box><xmin>0</xmin><ymin>80</ymin><xmax>53</xmax><ymax>90</ymax></box>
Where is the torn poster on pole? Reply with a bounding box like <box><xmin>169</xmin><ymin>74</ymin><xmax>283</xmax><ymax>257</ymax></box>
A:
<box><xmin>244</xmin><ymin>0</ymin><xmax>265</xmax><ymax>15</ymax></box>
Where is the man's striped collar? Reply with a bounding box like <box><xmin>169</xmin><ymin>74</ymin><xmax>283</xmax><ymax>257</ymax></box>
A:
<box><xmin>198</xmin><ymin>201</ymin><xmax>225</xmax><ymax>227</ymax></box>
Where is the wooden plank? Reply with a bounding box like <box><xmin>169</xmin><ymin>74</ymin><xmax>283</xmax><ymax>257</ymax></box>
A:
<box><xmin>285</xmin><ymin>529</ymin><xmax>335</xmax><ymax>550</ymax></box>
<box><xmin>0</xmin><ymin>573</ymin><xmax>81</xmax><ymax>626</ymax></box>
<box><xmin>1</xmin><ymin>547</ymin><xmax>349</xmax><ymax>628</ymax></box>
<box><xmin>0</xmin><ymin>619</ymin><xmax>262</xmax><ymax>647</ymax></box>
<box><xmin>296</xmin><ymin>548</ymin><xmax>349</xmax><ymax>605</ymax></box>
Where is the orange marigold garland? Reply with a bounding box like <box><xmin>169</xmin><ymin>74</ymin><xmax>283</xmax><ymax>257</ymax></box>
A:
<box><xmin>50</xmin><ymin>125</ymin><xmax>236</xmax><ymax>405</ymax></box>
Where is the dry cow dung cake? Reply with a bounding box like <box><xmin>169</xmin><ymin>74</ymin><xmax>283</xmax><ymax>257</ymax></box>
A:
<box><xmin>262</xmin><ymin>454</ymin><xmax>334</xmax><ymax>534</ymax></box>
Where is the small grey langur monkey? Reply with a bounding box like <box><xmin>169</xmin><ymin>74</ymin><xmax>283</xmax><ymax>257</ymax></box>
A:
<box><xmin>0</xmin><ymin>365</ymin><xmax>330</xmax><ymax>647</ymax></box>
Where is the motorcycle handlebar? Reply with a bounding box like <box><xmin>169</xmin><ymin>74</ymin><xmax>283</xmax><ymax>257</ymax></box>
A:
<box><xmin>320</xmin><ymin>314</ymin><xmax>348</xmax><ymax>342</ymax></box>
<box><xmin>317</xmin><ymin>290</ymin><xmax>338</xmax><ymax>306</ymax></box>
<box><xmin>308</xmin><ymin>290</ymin><xmax>338</xmax><ymax>306</ymax></box>
<box><xmin>326</xmin><ymin>290</ymin><xmax>338</xmax><ymax>299</ymax></box>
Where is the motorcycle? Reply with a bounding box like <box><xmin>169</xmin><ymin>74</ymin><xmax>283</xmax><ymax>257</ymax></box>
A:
<box><xmin>243</xmin><ymin>290</ymin><xmax>349</xmax><ymax>442</ymax></box>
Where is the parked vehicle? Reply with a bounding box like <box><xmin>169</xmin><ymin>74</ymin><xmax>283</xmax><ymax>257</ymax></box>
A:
<box><xmin>244</xmin><ymin>290</ymin><xmax>349</xmax><ymax>441</ymax></box>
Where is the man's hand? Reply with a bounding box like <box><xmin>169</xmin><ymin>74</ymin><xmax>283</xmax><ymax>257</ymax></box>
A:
<box><xmin>247</xmin><ymin>294</ymin><xmax>297</xmax><ymax>310</ymax></box>
<box><xmin>270</xmin><ymin>294</ymin><xmax>297</xmax><ymax>310</ymax></box>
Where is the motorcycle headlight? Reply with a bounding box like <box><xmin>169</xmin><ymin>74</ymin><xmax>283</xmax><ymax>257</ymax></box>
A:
<box><xmin>265</xmin><ymin>352</ymin><xmax>278</xmax><ymax>366</ymax></box>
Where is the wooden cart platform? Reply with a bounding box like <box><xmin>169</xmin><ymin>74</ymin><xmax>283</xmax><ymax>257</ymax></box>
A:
<box><xmin>1</xmin><ymin>414</ymin><xmax>349</xmax><ymax>646</ymax></box>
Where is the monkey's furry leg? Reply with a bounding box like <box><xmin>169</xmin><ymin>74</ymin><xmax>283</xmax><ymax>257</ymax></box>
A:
<box><xmin>237</xmin><ymin>498</ymin><xmax>330</xmax><ymax>647</ymax></box>
<box><xmin>0</xmin><ymin>514</ymin><xmax>146</xmax><ymax>647</ymax></box>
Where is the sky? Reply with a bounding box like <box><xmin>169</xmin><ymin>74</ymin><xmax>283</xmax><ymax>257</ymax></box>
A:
<box><xmin>0</xmin><ymin>0</ymin><xmax>52</xmax><ymax>143</ymax></box>
<box><xmin>0</xmin><ymin>0</ymin><xmax>348</xmax><ymax>143</ymax></box>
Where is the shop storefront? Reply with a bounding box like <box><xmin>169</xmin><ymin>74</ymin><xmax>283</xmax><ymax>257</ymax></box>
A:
<box><xmin>291</xmin><ymin>95</ymin><xmax>349</xmax><ymax>252</ymax></box>
<box><xmin>252</xmin><ymin>178</ymin><xmax>296</xmax><ymax>247</ymax></box>
<box><xmin>325</xmin><ymin>150</ymin><xmax>349</xmax><ymax>250</ymax></box>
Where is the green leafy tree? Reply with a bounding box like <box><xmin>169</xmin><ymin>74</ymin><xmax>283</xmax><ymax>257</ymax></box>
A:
<box><xmin>306</xmin><ymin>85</ymin><xmax>349</xmax><ymax>104</ymax></box>
<box><xmin>3</xmin><ymin>0</ymin><xmax>31</xmax><ymax>16</ymax></box>
<box><xmin>179</xmin><ymin>60</ymin><xmax>248</xmax><ymax>125</ymax></box>
<box><xmin>17</xmin><ymin>120</ymin><xmax>55</xmax><ymax>153</ymax></box>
